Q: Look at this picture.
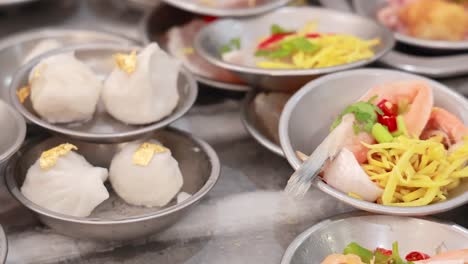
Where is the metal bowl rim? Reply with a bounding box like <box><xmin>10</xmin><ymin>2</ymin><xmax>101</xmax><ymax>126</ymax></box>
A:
<box><xmin>0</xmin><ymin>0</ymin><xmax>39</xmax><ymax>6</ymax></box>
<box><xmin>160</xmin><ymin>0</ymin><xmax>291</xmax><ymax>17</ymax></box>
<box><xmin>0</xmin><ymin>224</ymin><xmax>7</xmax><ymax>264</ymax></box>
<box><xmin>241</xmin><ymin>90</ymin><xmax>284</xmax><ymax>156</ymax></box>
<box><xmin>0</xmin><ymin>100</ymin><xmax>26</xmax><ymax>163</ymax></box>
<box><xmin>280</xmin><ymin>212</ymin><xmax>468</xmax><ymax>264</ymax></box>
<box><xmin>9</xmin><ymin>43</ymin><xmax>198</xmax><ymax>142</ymax></box>
<box><xmin>139</xmin><ymin>7</ymin><xmax>250</xmax><ymax>92</ymax></box>
<box><xmin>5</xmin><ymin>127</ymin><xmax>221</xmax><ymax>225</ymax></box>
<box><xmin>194</xmin><ymin>6</ymin><xmax>395</xmax><ymax>77</ymax></box>
<box><xmin>279</xmin><ymin>68</ymin><xmax>468</xmax><ymax>215</ymax></box>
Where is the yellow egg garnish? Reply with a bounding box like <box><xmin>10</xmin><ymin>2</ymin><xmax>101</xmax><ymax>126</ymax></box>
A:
<box><xmin>39</xmin><ymin>143</ymin><xmax>78</xmax><ymax>170</ymax></box>
<box><xmin>132</xmin><ymin>142</ymin><xmax>168</xmax><ymax>167</ymax></box>
<box><xmin>113</xmin><ymin>50</ymin><xmax>137</xmax><ymax>74</ymax></box>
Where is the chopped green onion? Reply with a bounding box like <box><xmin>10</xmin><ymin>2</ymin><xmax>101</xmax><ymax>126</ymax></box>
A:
<box><xmin>372</xmin><ymin>123</ymin><xmax>394</xmax><ymax>143</ymax></box>
<box><xmin>343</xmin><ymin>242</ymin><xmax>374</xmax><ymax>263</ymax></box>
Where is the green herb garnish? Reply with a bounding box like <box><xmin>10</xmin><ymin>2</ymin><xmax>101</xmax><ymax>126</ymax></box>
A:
<box><xmin>271</xmin><ymin>24</ymin><xmax>292</xmax><ymax>34</ymax></box>
<box><xmin>330</xmin><ymin>97</ymin><xmax>383</xmax><ymax>134</ymax></box>
<box><xmin>254</xmin><ymin>36</ymin><xmax>320</xmax><ymax>59</ymax></box>
<box><xmin>220</xmin><ymin>37</ymin><xmax>241</xmax><ymax>55</ymax></box>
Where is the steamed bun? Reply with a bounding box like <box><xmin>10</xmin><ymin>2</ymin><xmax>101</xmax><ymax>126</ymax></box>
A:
<box><xmin>21</xmin><ymin>144</ymin><xmax>109</xmax><ymax>217</ymax></box>
<box><xmin>109</xmin><ymin>140</ymin><xmax>183</xmax><ymax>207</ymax></box>
<box><xmin>102</xmin><ymin>43</ymin><xmax>181</xmax><ymax>125</ymax></box>
<box><xmin>29</xmin><ymin>53</ymin><xmax>103</xmax><ymax>123</ymax></box>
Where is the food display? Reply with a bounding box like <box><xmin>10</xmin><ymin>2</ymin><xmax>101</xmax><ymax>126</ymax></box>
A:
<box><xmin>378</xmin><ymin>0</ymin><xmax>468</xmax><ymax>41</ymax></box>
<box><xmin>253</xmin><ymin>92</ymin><xmax>291</xmax><ymax>144</ymax></box>
<box><xmin>222</xmin><ymin>23</ymin><xmax>381</xmax><ymax>69</ymax></box>
<box><xmin>321</xmin><ymin>242</ymin><xmax>468</xmax><ymax>264</ymax></box>
<box><xmin>298</xmin><ymin>80</ymin><xmax>468</xmax><ymax>206</ymax></box>
<box><xmin>109</xmin><ymin>140</ymin><xmax>183</xmax><ymax>207</ymax></box>
<box><xmin>22</xmin><ymin>39</ymin><xmax>63</xmax><ymax>65</ymax></box>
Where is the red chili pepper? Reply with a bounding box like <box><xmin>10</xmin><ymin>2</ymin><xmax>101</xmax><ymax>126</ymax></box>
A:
<box><xmin>305</xmin><ymin>33</ymin><xmax>321</xmax><ymax>38</ymax></box>
<box><xmin>202</xmin><ymin>16</ymin><xmax>218</xmax><ymax>23</ymax></box>
<box><xmin>405</xmin><ymin>251</ymin><xmax>430</xmax><ymax>261</ymax></box>
<box><xmin>375</xmin><ymin>248</ymin><xmax>392</xmax><ymax>256</ymax></box>
<box><xmin>378</xmin><ymin>115</ymin><xmax>397</xmax><ymax>132</ymax></box>
<box><xmin>257</xmin><ymin>33</ymin><xmax>294</xmax><ymax>49</ymax></box>
<box><xmin>377</xmin><ymin>99</ymin><xmax>398</xmax><ymax>117</ymax></box>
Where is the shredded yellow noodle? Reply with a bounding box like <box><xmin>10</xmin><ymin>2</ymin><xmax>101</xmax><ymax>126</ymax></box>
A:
<box><xmin>362</xmin><ymin>136</ymin><xmax>468</xmax><ymax>206</ymax></box>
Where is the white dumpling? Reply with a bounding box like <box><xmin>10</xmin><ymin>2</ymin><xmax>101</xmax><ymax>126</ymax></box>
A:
<box><xmin>21</xmin><ymin>145</ymin><xmax>109</xmax><ymax>217</ymax></box>
<box><xmin>102</xmin><ymin>43</ymin><xmax>181</xmax><ymax>125</ymax></box>
<box><xmin>109</xmin><ymin>140</ymin><xmax>183</xmax><ymax>207</ymax></box>
<box><xmin>22</xmin><ymin>39</ymin><xmax>63</xmax><ymax>65</ymax></box>
<box><xmin>29</xmin><ymin>53</ymin><xmax>103</xmax><ymax>123</ymax></box>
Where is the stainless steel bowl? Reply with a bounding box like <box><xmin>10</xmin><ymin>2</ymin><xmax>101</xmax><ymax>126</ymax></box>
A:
<box><xmin>0</xmin><ymin>0</ymin><xmax>39</xmax><ymax>7</ymax></box>
<box><xmin>0</xmin><ymin>224</ymin><xmax>7</xmax><ymax>263</ymax></box>
<box><xmin>5</xmin><ymin>128</ymin><xmax>220</xmax><ymax>241</ymax></box>
<box><xmin>125</xmin><ymin>0</ymin><xmax>161</xmax><ymax>10</ymax></box>
<box><xmin>353</xmin><ymin>0</ymin><xmax>468</xmax><ymax>51</ymax></box>
<box><xmin>0</xmin><ymin>99</ymin><xmax>26</xmax><ymax>164</ymax></box>
<box><xmin>241</xmin><ymin>90</ymin><xmax>284</xmax><ymax>156</ymax></box>
<box><xmin>161</xmin><ymin>0</ymin><xmax>291</xmax><ymax>17</ymax></box>
<box><xmin>279</xmin><ymin>69</ymin><xmax>468</xmax><ymax>216</ymax></box>
<box><xmin>141</xmin><ymin>4</ymin><xmax>249</xmax><ymax>91</ymax></box>
<box><xmin>10</xmin><ymin>43</ymin><xmax>198</xmax><ymax>143</ymax></box>
<box><xmin>195</xmin><ymin>6</ymin><xmax>395</xmax><ymax>91</ymax></box>
<box><xmin>281</xmin><ymin>213</ymin><xmax>468</xmax><ymax>264</ymax></box>
<box><xmin>0</xmin><ymin>28</ymin><xmax>135</xmax><ymax>105</ymax></box>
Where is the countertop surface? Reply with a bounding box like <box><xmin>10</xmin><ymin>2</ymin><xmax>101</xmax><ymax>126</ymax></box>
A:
<box><xmin>0</xmin><ymin>1</ymin><xmax>466</xmax><ymax>263</ymax></box>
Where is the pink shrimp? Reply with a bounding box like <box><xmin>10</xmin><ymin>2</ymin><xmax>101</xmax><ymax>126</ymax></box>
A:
<box><xmin>320</xmin><ymin>254</ymin><xmax>365</xmax><ymax>264</ymax></box>
<box><xmin>421</xmin><ymin>107</ymin><xmax>468</xmax><ymax>146</ymax></box>
<box><xmin>418</xmin><ymin>249</ymin><xmax>468</xmax><ymax>263</ymax></box>
<box><xmin>360</xmin><ymin>80</ymin><xmax>434</xmax><ymax>138</ymax></box>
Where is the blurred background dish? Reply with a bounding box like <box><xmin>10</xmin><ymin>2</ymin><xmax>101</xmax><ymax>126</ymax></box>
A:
<box><xmin>0</xmin><ymin>224</ymin><xmax>6</xmax><ymax>264</ymax></box>
<box><xmin>0</xmin><ymin>0</ymin><xmax>39</xmax><ymax>7</ymax></box>
<box><xmin>0</xmin><ymin>99</ymin><xmax>25</xmax><ymax>164</ymax></box>
<box><xmin>281</xmin><ymin>213</ymin><xmax>468</xmax><ymax>264</ymax></box>
<box><xmin>124</xmin><ymin>0</ymin><xmax>161</xmax><ymax>10</ymax></box>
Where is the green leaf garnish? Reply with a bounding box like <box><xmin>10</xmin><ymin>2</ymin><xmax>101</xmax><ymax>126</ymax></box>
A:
<box><xmin>330</xmin><ymin>101</ymin><xmax>382</xmax><ymax>134</ymax></box>
<box><xmin>220</xmin><ymin>37</ymin><xmax>241</xmax><ymax>55</ymax></box>
<box><xmin>254</xmin><ymin>36</ymin><xmax>320</xmax><ymax>59</ymax></box>
<box><xmin>271</xmin><ymin>24</ymin><xmax>292</xmax><ymax>34</ymax></box>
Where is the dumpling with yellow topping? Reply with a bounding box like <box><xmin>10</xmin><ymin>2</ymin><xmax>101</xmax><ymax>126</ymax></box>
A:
<box><xmin>21</xmin><ymin>144</ymin><xmax>109</xmax><ymax>217</ymax></box>
<box><xmin>109</xmin><ymin>140</ymin><xmax>183</xmax><ymax>207</ymax></box>
<box><xmin>28</xmin><ymin>53</ymin><xmax>103</xmax><ymax>123</ymax></box>
<box><xmin>102</xmin><ymin>43</ymin><xmax>181</xmax><ymax>125</ymax></box>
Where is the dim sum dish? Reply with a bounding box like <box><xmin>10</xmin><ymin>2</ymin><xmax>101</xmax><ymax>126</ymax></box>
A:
<box><xmin>6</xmin><ymin>128</ymin><xmax>220</xmax><ymax>241</ymax></box>
<box><xmin>10</xmin><ymin>43</ymin><xmax>197</xmax><ymax>143</ymax></box>
<box><xmin>279</xmin><ymin>69</ymin><xmax>468</xmax><ymax>215</ymax></box>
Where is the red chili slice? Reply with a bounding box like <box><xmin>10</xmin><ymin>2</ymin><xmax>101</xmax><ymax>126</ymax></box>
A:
<box><xmin>202</xmin><ymin>16</ymin><xmax>218</xmax><ymax>23</ymax></box>
<box><xmin>305</xmin><ymin>33</ymin><xmax>321</xmax><ymax>38</ymax></box>
<box><xmin>378</xmin><ymin>115</ymin><xmax>397</xmax><ymax>132</ymax></box>
<box><xmin>377</xmin><ymin>99</ymin><xmax>398</xmax><ymax>117</ymax></box>
<box><xmin>405</xmin><ymin>251</ymin><xmax>430</xmax><ymax>261</ymax></box>
<box><xmin>375</xmin><ymin>247</ymin><xmax>392</xmax><ymax>256</ymax></box>
<box><xmin>257</xmin><ymin>33</ymin><xmax>294</xmax><ymax>49</ymax></box>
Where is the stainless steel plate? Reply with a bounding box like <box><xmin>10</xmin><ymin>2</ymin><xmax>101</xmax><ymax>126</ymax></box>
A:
<box><xmin>161</xmin><ymin>0</ymin><xmax>291</xmax><ymax>17</ymax></box>
<box><xmin>0</xmin><ymin>223</ymin><xmax>7</xmax><ymax>263</ymax></box>
<box><xmin>353</xmin><ymin>0</ymin><xmax>468</xmax><ymax>51</ymax></box>
<box><xmin>0</xmin><ymin>99</ymin><xmax>26</xmax><ymax>164</ymax></box>
<box><xmin>281</xmin><ymin>213</ymin><xmax>468</xmax><ymax>264</ymax></box>
<box><xmin>124</xmin><ymin>0</ymin><xmax>161</xmax><ymax>10</ymax></box>
<box><xmin>279</xmin><ymin>69</ymin><xmax>468</xmax><ymax>216</ymax></box>
<box><xmin>195</xmin><ymin>6</ymin><xmax>395</xmax><ymax>91</ymax></box>
<box><xmin>5</xmin><ymin>128</ymin><xmax>220</xmax><ymax>241</ymax></box>
<box><xmin>0</xmin><ymin>28</ymin><xmax>135</xmax><ymax>105</ymax></box>
<box><xmin>241</xmin><ymin>90</ymin><xmax>284</xmax><ymax>157</ymax></box>
<box><xmin>10</xmin><ymin>43</ymin><xmax>198</xmax><ymax>143</ymax></box>
<box><xmin>0</xmin><ymin>0</ymin><xmax>39</xmax><ymax>7</ymax></box>
<box><xmin>141</xmin><ymin>4</ymin><xmax>249</xmax><ymax>91</ymax></box>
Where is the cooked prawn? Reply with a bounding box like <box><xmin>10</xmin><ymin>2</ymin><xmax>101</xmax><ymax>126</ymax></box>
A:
<box><xmin>320</xmin><ymin>254</ymin><xmax>365</xmax><ymax>264</ymax></box>
<box><xmin>418</xmin><ymin>249</ymin><xmax>468</xmax><ymax>263</ymax></box>
<box><xmin>421</xmin><ymin>107</ymin><xmax>468</xmax><ymax>147</ymax></box>
<box><xmin>360</xmin><ymin>80</ymin><xmax>434</xmax><ymax>138</ymax></box>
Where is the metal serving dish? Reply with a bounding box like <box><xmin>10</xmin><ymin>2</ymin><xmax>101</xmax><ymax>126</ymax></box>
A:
<box><xmin>125</xmin><ymin>0</ymin><xmax>161</xmax><ymax>10</ymax></box>
<box><xmin>241</xmin><ymin>90</ymin><xmax>284</xmax><ymax>156</ymax></box>
<box><xmin>0</xmin><ymin>99</ymin><xmax>26</xmax><ymax>164</ymax></box>
<box><xmin>279</xmin><ymin>69</ymin><xmax>468</xmax><ymax>216</ymax></box>
<box><xmin>0</xmin><ymin>224</ymin><xmax>7</xmax><ymax>264</ymax></box>
<box><xmin>0</xmin><ymin>28</ymin><xmax>135</xmax><ymax>105</ymax></box>
<box><xmin>0</xmin><ymin>0</ymin><xmax>39</xmax><ymax>7</ymax></box>
<box><xmin>10</xmin><ymin>43</ymin><xmax>198</xmax><ymax>143</ymax></box>
<box><xmin>141</xmin><ymin>4</ymin><xmax>249</xmax><ymax>91</ymax></box>
<box><xmin>281</xmin><ymin>213</ymin><xmax>468</xmax><ymax>264</ymax></box>
<box><xmin>195</xmin><ymin>6</ymin><xmax>395</xmax><ymax>91</ymax></box>
<box><xmin>6</xmin><ymin>128</ymin><xmax>220</xmax><ymax>241</ymax></box>
<box><xmin>353</xmin><ymin>0</ymin><xmax>468</xmax><ymax>51</ymax></box>
<box><xmin>161</xmin><ymin>0</ymin><xmax>291</xmax><ymax>17</ymax></box>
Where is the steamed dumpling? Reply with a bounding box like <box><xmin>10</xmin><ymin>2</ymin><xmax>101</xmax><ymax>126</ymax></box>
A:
<box><xmin>21</xmin><ymin>144</ymin><xmax>109</xmax><ymax>217</ymax></box>
<box><xmin>22</xmin><ymin>39</ymin><xmax>63</xmax><ymax>65</ymax></box>
<box><xmin>109</xmin><ymin>140</ymin><xmax>183</xmax><ymax>207</ymax></box>
<box><xmin>29</xmin><ymin>53</ymin><xmax>103</xmax><ymax>123</ymax></box>
<box><xmin>102</xmin><ymin>43</ymin><xmax>181</xmax><ymax>125</ymax></box>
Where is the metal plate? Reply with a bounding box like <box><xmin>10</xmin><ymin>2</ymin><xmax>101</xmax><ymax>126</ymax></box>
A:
<box><xmin>0</xmin><ymin>99</ymin><xmax>26</xmax><ymax>164</ymax></box>
<box><xmin>279</xmin><ymin>69</ymin><xmax>468</xmax><ymax>216</ymax></box>
<box><xmin>0</xmin><ymin>28</ymin><xmax>136</xmax><ymax>105</ymax></box>
<box><xmin>241</xmin><ymin>90</ymin><xmax>284</xmax><ymax>157</ymax></box>
<box><xmin>0</xmin><ymin>223</ymin><xmax>7</xmax><ymax>263</ymax></box>
<box><xmin>0</xmin><ymin>0</ymin><xmax>39</xmax><ymax>7</ymax></box>
<box><xmin>10</xmin><ymin>43</ymin><xmax>198</xmax><ymax>143</ymax></box>
<box><xmin>161</xmin><ymin>0</ymin><xmax>291</xmax><ymax>17</ymax></box>
<box><xmin>281</xmin><ymin>213</ymin><xmax>468</xmax><ymax>264</ymax></box>
<box><xmin>195</xmin><ymin>6</ymin><xmax>395</xmax><ymax>91</ymax></box>
<box><xmin>352</xmin><ymin>0</ymin><xmax>468</xmax><ymax>51</ymax></box>
<box><xmin>124</xmin><ymin>0</ymin><xmax>161</xmax><ymax>10</ymax></box>
<box><xmin>5</xmin><ymin>128</ymin><xmax>220</xmax><ymax>241</ymax></box>
<box><xmin>140</xmin><ymin>4</ymin><xmax>249</xmax><ymax>92</ymax></box>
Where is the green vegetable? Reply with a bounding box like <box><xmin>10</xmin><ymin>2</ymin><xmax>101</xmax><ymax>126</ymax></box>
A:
<box><xmin>374</xmin><ymin>250</ymin><xmax>391</xmax><ymax>264</ymax></box>
<box><xmin>343</xmin><ymin>242</ymin><xmax>374</xmax><ymax>264</ymax></box>
<box><xmin>391</xmin><ymin>242</ymin><xmax>415</xmax><ymax>264</ymax></box>
<box><xmin>330</xmin><ymin>99</ymin><xmax>383</xmax><ymax>134</ymax></box>
<box><xmin>397</xmin><ymin>98</ymin><xmax>410</xmax><ymax>115</ymax></box>
<box><xmin>372</xmin><ymin>123</ymin><xmax>394</xmax><ymax>143</ymax></box>
<box><xmin>254</xmin><ymin>36</ymin><xmax>320</xmax><ymax>59</ymax></box>
<box><xmin>271</xmin><ymin>24</ymin><xmax>292</xmax><ymax>34</ymax></box>
<box><xmin>220</xmin><ymin>37</ymin><xmax>241</xmax><ymax>54</ymax></box>
<box><xmin>396</xmin><ymin>115</ymin><xmax>409</xmax><ymax>137</ymax></box>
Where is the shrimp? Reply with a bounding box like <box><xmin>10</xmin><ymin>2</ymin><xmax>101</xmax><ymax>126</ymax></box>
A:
<box><xmin>360</xmin><ymin>80</ymin><xmax>434</xmax><ymax>138</ymax></box>
<box><xmin>418</xmin><ymin>249</ymin><xmax>468</xmax><ymax>263</ymax></box>
<box><xmin>320</xmin><ymin>254</ymin><xmax>365</xmax><ymax>264</ymax></box>
<box><xmin>421</xmin><ymin>107</ymin><xmax>468</xmax><ymax>147</ymax></box>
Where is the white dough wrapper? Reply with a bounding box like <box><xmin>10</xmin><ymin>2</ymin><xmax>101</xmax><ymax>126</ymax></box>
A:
<box><xmin>109</xmin><ymin>140</ymin><xmax>183</xmax><ymax>207</ymax></box>
<box><xmin>21</xmin><ymin>151</ymin><xmax>109</xmax><ymax>218</ymax></box>
<box><xmin>22</xmin><ymin>39</ymin><xmax>63</xmax><ymax>65</ymax></box>
<box><xmin>29</xmin><ymin>53</ymin><xmax>103</xmax><ymax>123</ymax></box>
<box><xmin>102</xmin><ymin>43</ymin><xmax>181</xmax><ymax>125</ymax></box>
